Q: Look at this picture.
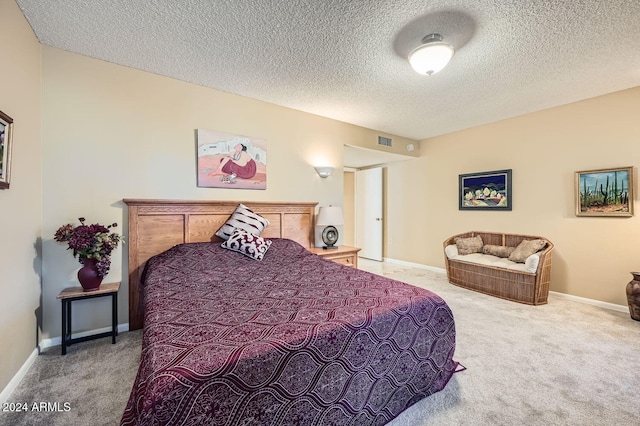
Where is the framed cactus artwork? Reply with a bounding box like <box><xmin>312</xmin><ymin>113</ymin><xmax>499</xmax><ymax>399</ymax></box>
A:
<box><xmin>575</xmin><ymin>166</ymin><xmax>633</xmax><ymax>217</ymax></box>
<box><xmin>459</xmin><ymin>169</ymin><xmax>512</xmax><ymax>211</ymax></box>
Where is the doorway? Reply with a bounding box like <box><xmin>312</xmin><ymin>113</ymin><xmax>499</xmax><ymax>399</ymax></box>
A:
<box><xmin>343</xmin><ymin>145</ymin><xmax>415</xmax><ymax>261</ymax></box>
<box><xmin>356</xmin><ymin>167</ymin><xmax>383</xmax><ymax>260</ymax></box>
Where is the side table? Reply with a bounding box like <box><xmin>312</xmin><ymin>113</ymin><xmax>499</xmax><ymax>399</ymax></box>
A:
<box><xmin>56</xmin><ymin>282</ymin><xmax>120</xmax><ymax>355</ymax></box>
<box><xmin>308</xmin><ymin>246</ymin><xmax>361</xmax><ymax>268</ymax></box>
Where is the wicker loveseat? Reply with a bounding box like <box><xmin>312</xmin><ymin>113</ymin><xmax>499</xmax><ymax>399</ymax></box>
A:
<box><xmin>443</xmin><ymin>231</ymin><xmax>553</xmax><ymax>305</ymax></box>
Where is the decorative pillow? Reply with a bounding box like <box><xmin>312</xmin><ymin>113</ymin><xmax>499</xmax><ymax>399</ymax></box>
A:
<box><xmin>444</xmin><ymin>244</ymin><xmax>459</xmax><ymax>259</ymax></box>
<box><xmin>215</xmin><ymin>203</ymin><xmax>270</xmax><ymax>240</ymax></box>
<box><xmin>508</xmin><ymin>239</ymin><xmax>547</xmax><ymax>263</ymax></box>
<box><xmin>455</xmin><ymin>235</ymin><xmax>483</xmax><ymax>255</ymax></box>
<box><xmin>221</xmin><ymin>229</ymin><xmax>272</xmax><ymax>260</ymax></box>
<box><xmin>482</xmin><ymin>244</ymin><xmax>515</xmax><ymax>258</ymax></box>
<box><xmin>525</xmin><ymin>254</ymin><xmax>540</xmax><ymax>273</ymax></box>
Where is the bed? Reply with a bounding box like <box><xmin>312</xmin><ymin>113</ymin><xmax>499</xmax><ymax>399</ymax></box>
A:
<box><xmin>121</xmin><ymin>200</ymin><xmax>458</xmax><ymax>425</ymax></box>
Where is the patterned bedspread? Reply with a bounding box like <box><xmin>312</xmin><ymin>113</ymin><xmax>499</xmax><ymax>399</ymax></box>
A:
<box><xmin>121</xmin><ymin>239</ymin><xmax>457</xmax><ymax>425</ymax></box>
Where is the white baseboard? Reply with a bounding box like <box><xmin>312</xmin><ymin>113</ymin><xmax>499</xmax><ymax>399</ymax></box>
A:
<box><xmin>0</xmin><ymin>348</ymin><xmax>38</xmax><ymax>405</ymax></box>
<box><xmin>383</xmin><ymin>257</ymin><xmax>628</xmax><ymax>313</ymax></box>
<box><xmin>39</xmin><ymin>323</ymin><xmax>130</xmax><ymax>351</ymax></box>
<box><xmin>549</xmin><ymin>291</ymin><xmax>627</xmax><ymax>313</ymax></box>
<box><xmin>383</xmin><ymin>257</ymin><xmax>446</xmax><ymax>273</ymax></box>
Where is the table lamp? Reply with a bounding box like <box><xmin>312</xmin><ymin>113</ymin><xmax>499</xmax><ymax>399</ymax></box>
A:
<box><xmin>316</xmin><ymin>206</ymin><xmax>343</xmax><ymax>249</ymax></box>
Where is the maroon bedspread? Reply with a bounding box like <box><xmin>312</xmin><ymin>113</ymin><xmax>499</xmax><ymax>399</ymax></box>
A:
<box><xmin>121</xmin><ymin>239</ymin><xmax>457</xmax><ymax>425</ymax></box>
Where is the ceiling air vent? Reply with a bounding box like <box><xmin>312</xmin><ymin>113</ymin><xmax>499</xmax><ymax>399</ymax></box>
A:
<box><xmin>378</xmin><ymin>136</ymin><xmax>392</xmax><ymax>147</ymax></box>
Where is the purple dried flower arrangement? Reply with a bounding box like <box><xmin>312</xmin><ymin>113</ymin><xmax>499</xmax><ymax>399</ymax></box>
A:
<box><xmin>54</xmin><ymin>217</ymin><xmax>122</xmax><ymax>276</ymax></box>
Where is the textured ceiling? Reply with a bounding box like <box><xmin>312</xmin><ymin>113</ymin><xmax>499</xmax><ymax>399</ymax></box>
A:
<box><xmin>16</xmin><ymin>0</ymin><xmax>640</xmax><ymax>141</ymax></box>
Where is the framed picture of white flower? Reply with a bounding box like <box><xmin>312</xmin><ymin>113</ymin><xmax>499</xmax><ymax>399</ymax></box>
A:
<box><xmin>0</xmin><ymin>110</ymin><xmax>13</xmax><ymax>190</ymax></box>
<box><xmin>459</xmin><ymin>169</ymin><xmax>512</xmax><ymax>210</ymax></box>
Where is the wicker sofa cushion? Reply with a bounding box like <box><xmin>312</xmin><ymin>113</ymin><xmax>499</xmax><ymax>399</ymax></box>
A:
<box><xmin>508</xmin><ymin>239</ymin><xmax>547</xmax><ymax>263</ymax></box>
<box><xmin>455</xmin><ymin>235</ymin><xmax>483</xmax><ymax>255</ymax></box>
<box><xmin>482</xmin><ymin>244</ymin><xmax>515</xmax><ymax>258</ymax></box>
<box><xmin>449</xmin><ymin>251</ymin><xmax>540</xmax><ymax>273</ymax></box>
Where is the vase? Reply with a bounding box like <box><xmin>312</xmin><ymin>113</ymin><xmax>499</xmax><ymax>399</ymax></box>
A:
<box><xmin>626</xmin><ymin>272</ymin><xmax>640</xmax><ymax>321</ymax></box>
<box><xmin>78</xmin><ymin>258</ymin><xmax>103</xmax><ymax>291</ymax></box>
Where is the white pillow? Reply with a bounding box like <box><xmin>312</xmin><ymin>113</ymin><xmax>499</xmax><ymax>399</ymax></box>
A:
<box><xmin>445</xmin><ymin>244</ymin><xmax>459</xmax><ymax>259</ymax></box>
<box><xmin>524</xmin><ymin>254</ymin><xmax>540</xmax><ymax>273</ymax></box>
<box><xmin>215</xmin><ymin>203</ymin><xmax>270</xmax><ymax>240</ymax></box>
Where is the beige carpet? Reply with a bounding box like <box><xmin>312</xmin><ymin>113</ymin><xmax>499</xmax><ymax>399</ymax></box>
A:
<box><xmin>1</xmin><ymin>327</ymin><xmax>141</xmax><ymax>426</ymax></box>
<box><xmin>385</xmin><ymin>267</ymin><xmax>640</xmax><ymax>426</ymax></box>
<box><xmin>2</xmin><ymin>264</ymin><xmax>639</xmax><ymax>425</ymax></box>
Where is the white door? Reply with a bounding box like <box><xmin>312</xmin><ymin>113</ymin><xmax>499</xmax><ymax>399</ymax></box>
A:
<box><xmin>355</xmin><ymin>167</ymin><xmax>383</xmax><ymax>261</ymax></box>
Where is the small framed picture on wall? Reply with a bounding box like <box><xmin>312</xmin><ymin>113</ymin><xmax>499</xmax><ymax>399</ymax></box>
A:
<box><xmin>459</xmin><ymin>169</ymin><xmax>512</xmax><ymax>211</ymax></box>
<box><xmin>0</xmin><ymin>110</ymin><xmax>14</xmax><ymax>189</ymax></box>
<box><xmin>196</xmin><ymin>129</ymin><xmax>267</xmax><ymax>190</ymax></box>
<box><xmin>575</xmin><ymin>166</ymin><xmax>633</xmax><ymax>217</ymax></box>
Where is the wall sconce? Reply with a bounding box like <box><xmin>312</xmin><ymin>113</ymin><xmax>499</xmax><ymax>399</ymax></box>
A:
<box><xmin>314</xmin><ymin>167</ymin><xmax>334</xmax><ymax>178</ymax></box>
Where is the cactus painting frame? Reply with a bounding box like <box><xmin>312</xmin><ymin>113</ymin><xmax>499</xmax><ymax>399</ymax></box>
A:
<box><xmin>575</xmin><ymin>166</ymin><xmax>633</xmax><ymax>217</ymax></box>
<box><xmin>459</xmin><ymin>169</ymin><xmax>512</xmax><ymax>210</ymax></box>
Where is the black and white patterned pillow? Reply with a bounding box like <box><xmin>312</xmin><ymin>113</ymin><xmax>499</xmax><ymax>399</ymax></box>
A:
<box><xmin>221</xmin><ymin>229</ymin><xmax>272</xmax><ymax>260</ymax></box>
<box><xmin>215</xmin><ymin>203</ymin><xmax>270</xmax><ymax>240</ymax></box>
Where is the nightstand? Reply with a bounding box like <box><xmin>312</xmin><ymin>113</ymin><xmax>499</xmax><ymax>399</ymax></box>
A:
<box><xmin>309</xmin><ymin>246</ymin><xmax>361</xmax><ymax>268</ymax></box>
<box><xmin>56</xmin><ymin>282</ymin><xmax>120</xmax><ymax>355</ymax></box>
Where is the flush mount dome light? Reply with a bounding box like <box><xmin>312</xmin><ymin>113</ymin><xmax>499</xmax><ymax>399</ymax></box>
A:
<box><xmin>408</xmin><ymin>33</ymin><xmax>455</xmax><ymax>75</ymax></box>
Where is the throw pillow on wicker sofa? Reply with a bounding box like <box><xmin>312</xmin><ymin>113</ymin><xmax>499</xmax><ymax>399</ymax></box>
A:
<box><xmin>482</xmin><ymin>244</ymin><xmax>515</xmax><ymax>258</ymax></box>
<box><xmin>454</xmin><ymin>235</ymin><xmax>483</xmax><ymax>255</ymax></box>
<box><xmin>508</xmin><ymin>239</ymin><xmax>547</xmax><ymax>263</ymax></box>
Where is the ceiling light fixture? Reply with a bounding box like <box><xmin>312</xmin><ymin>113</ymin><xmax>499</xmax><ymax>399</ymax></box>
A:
<box><xmin>408</xmin><ymin>33</ymin><xmax>455</xmax><ymax>76</ymax></box>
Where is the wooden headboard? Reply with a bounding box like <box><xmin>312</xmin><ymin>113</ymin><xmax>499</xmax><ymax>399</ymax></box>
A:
<box><xmin>123</xmin><ymin>199</ymin><xmax>318</xmax><ymax>330</ymax></box>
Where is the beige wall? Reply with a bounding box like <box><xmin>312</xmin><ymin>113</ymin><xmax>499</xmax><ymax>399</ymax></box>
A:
<box><xmin>0</xmin><ymin>1</ymin><xmax>42</xmax><ymax>394</ymax></box>
<box><xmin>40</xmin><ymin>47</ymin><xmax>416</xmax><ymax>339</ymax></box>
<box><xmin>385</xmin><ymin>87</ymin><xmax>640</xmax><ymax>306</ymax></box>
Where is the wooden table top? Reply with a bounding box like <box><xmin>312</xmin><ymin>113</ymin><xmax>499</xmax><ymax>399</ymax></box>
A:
<box><xmin>307</xmin><ymin>245</ymin><xmax>361</xmax><ymax>255</ymax></box>
<box><xmin>56</xmin><ymin>282</ymin><xmax>121</xmax><ymax>299</ymax></box>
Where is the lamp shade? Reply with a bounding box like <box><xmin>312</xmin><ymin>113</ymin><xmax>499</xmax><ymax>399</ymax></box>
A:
<box><xmin>316</xmin><ymin>206</ymin><xmax>343</xmax><ymax>226</ymax></box>
<box><xmin>409</xmin><ymin>33</ymin><xmax>454</xmax><ymax>75</ymax></box>
<box><xmin>314</xmin><ymin>166</ymin><xmax>333</xmax><ymax>178</ymax></box>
